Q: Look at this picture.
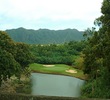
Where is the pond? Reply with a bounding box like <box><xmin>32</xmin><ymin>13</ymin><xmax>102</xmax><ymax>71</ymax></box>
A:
<box><xmin>31</xmin><ymin>73</ymin><xmax>85</xmax><ymax>97</ymax></box>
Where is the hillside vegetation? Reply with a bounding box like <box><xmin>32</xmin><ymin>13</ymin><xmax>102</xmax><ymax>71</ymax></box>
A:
<box><xmin>6</xmin><ymin>27</ymin><xmax>84</xmax><ymax>44</ymax></box>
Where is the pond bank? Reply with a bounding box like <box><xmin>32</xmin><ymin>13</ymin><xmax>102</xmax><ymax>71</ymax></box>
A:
<box><xmin>0</xmin><ymin>93</ymin><xmax>107</xmax><ymax>100</ymax></box>
<box><xmin>29</xmin><ymin>63</ymin><xmax>87</xmax><ymax>80</ymax></box>
<box><xmin>32</xmin><ymin>71</ymin><xmax>85</xmax><ymax>80</ymax></box>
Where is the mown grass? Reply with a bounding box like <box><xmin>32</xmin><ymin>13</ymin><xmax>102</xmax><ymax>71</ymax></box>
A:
<box><xmin>29</xmin><ymin>63</ymin><xmax>86</xmax><ymax>80</ymax></box>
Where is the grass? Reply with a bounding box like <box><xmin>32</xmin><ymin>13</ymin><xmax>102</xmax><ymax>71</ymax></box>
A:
<box><xmin>29</xmin><ymin>63</ymin><xmax>87</xmax><ymax>80</ymax></box>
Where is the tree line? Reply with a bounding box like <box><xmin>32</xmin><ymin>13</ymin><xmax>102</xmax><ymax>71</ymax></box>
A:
<box><xmin>29</xmin><ymin>41</ymin><xmax>86</xmax><ymax>66</ymax></box>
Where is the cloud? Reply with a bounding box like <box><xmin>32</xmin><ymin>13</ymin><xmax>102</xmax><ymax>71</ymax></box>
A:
<box><xmin>0</xmin><ymin>0</ymin><xmax>103</xmax><ymax>30</ymax></box>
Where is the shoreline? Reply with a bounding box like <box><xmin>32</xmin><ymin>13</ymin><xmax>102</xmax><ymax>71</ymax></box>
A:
<box><xmin>31</xmin><ymin>70</ymin><xmax>86</xmax><ymax>80</ymax></box>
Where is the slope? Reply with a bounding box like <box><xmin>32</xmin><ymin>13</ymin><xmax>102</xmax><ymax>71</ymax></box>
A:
<box><xmin>6</xmin><ymin>27</ymin><xmax>84</xmax><ymax>44</ymax></box>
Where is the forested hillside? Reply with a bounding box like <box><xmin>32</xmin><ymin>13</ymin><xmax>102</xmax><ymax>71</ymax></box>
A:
<box><xmin>6</xmin><ymin>27</ymin><xmax>84</xmax><ymax>44</ymax></box>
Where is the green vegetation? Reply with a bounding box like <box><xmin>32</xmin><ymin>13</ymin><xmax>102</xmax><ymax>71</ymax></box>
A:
<box><xmin>0</xmin><ymin>31</ymin><xmax>33</xmax><ymax>84</ymax></box>
<box><xmin>0</xmin><ymin>74</ymin><xmax>31</xmax><ymax>94</ymax></box>
<box><xmin>81</xmin><ymin>0</ymin><xmax>110</xmax><ymax>98</ymax></box>
<box><xmin>29</xmin><ymin>63</ymin><xmax>86</xmax><ymax>80</ymax></box>
<box><xmin>30</xmin><ymin>41</ymin><xmax>86</xmax><ymax>65</ymax></box>
<box><xmin>0</xmin><ymin>30</ymin><xmax>85</xmax><ymax>94</ymax></box>
<box><xmin>1</xmin><ymin>0</ymin><xmax>110</xmax><ymax>98</ymax></box>
<box><xmin>6</xmin><ymin>28</ymin><xmax>84</xmax><ymax>44</ymax></box>
<box><xmin>1</xmin><ymin>93</ymin><xmax>102</xmax><ymax>100</ymax></box>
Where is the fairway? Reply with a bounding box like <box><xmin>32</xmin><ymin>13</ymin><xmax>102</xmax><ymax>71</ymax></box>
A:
<box><xmin>29</xmin><ymin>63</ymin><xmax>86</xmax><ymax>80</ymax></box>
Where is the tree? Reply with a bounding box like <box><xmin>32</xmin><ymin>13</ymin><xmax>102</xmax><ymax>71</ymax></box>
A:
<box><xmin>0</xmin><ymin>31</ymin><xmax>16</xmax><ymax>55</ymax></box>
<box><xmin>83</xmin><ymin>31</ymin><xmax>101</xmax><ymax>78</ymax></box>
<box><xmin>15</xmin><ymin>43</ymin><xmax>33</xmax><ymax>69</ymax></box>
<box><xmin>0</xmin><ymin>31</ymin><xmax>33</xmax><ymax>85</ymax></box>
<box><xmin>0</xmin><ymin>31</ymin><xmax>20</xmax><ymax>84</ymax></box>
<box><xmin>0</xmin><ymin>48</ymin><xmax>20</xmax><ymax>78</ymax></box>
<box><xmin>82</xmin><ymin>0</ymin><xmax>110</xmax><ymax>98</ymax></box>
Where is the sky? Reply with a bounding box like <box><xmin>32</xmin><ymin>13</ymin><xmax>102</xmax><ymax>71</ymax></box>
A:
<box><xmin>0</xmin><ymin>0</ymin><xmax>103</xmax><ymax>31</ymax></box>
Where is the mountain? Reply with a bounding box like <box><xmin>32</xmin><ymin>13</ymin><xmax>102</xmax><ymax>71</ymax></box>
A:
<box><xmin>6</xmin><ymin>27</ymin><xmax>84</xmax><ymax>44</ymax></box>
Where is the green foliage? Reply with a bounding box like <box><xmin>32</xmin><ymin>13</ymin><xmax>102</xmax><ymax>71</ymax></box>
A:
<box><xmin>6</xmin><ymin>28</ymin><xmax>84</xmax><ymax>44</ymax></box>
<box><xmin>0</xmin><ymin>31</ymin><xmax>33</xmax><ymax>85</ymax></box>
<box><xmin>83</xmin><ymin>29</ymin><xmax>102</xmax><ymax>78</ymax></box>
<box><xmin>82</xmin><ymin>68</ymin><xmax>110</xmax><ymax>98</ymax></box>
<box><xmin>0</xmin><ymin>31</ymin><xmax>20</xmax><ymax>84</ymax></box>
<box><xmin>82</xmin><ymin>0</ymin><xmax>110</xmax><ymax>98</ymax></box>
<box><xmin>15</xmin><ymin>77</ymin><xmax>31</xmax><ymax>94</ymax></box>
<box><xmin>0</xmin><ymin>74</ymin><xmax>32</xmax><ymax>94</ymax></box>
<box><xmin>0</xmin><ymin>92</ymin><xmax>95</xmax><ymax>100</ymax></box>
<box><xmin>0</xmin><ymin>48</ymin><xmax>20</xmax><ymax>78</ymax></box>
<box><xmin>15</xmin><ymin>43</ymin><xmax>34</xmax><ymax>69</ymax></box>
<box><xmin>74</xmin><ymin>54</ymin><xmax>84</xmax><ymax>70</ymax></box>
<box><xmin>30</xmin><ymin>41</ymin><xmax>86</xmax><ymax>65</ymax></box>
<box><xmin>0</xmin><ymin>31</ymin><xmax>16</xmax><ymax>55</ymax></box>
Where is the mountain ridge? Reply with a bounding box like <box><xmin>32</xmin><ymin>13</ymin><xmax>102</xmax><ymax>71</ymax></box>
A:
<box><xmin>6</xmin><ymin>27</ymin><xmax>84</xmax><ymax>44</ymax></box>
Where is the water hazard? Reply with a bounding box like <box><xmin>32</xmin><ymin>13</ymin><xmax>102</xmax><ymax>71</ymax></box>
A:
<box><xmin>31</xmin><ymin>73</ymin><xmax>85</xmax><ymax>97</ymax></box>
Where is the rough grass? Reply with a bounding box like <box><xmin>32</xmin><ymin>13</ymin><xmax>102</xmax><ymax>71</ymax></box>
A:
<box><xmin>29</xmin><ymin>63</ymin><xmax>86</xmax><ymax>80</ymax></box>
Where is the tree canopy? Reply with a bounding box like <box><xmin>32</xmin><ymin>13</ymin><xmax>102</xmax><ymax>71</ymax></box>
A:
<box><xmin>30</xmin><ymin>41</ymin><xmax>86</xmax><ymax>65</ymax></box>
<box><xmin>0</xmin><ymin>31</ymin><xmax>33</xmax><ymax>84</ymax></box>
<box><xmin>82</xmin><ymin>0</ymin><xmax>110</xmax><ymax>98</ymax></box>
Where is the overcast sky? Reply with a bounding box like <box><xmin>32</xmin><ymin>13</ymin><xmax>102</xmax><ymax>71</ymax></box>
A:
<box><xmin>0</xmin><ymin>0</ymin><xmax>103</xmax><ymax>31</ymax></box>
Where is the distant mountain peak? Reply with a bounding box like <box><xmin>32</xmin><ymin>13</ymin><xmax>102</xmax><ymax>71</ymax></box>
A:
<box><xmin>6</xmin><ymin>28</ymin><xmax>84</xmax><ymax>44</ymax></box>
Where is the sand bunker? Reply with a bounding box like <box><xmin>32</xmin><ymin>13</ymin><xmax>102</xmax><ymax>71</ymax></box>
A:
<box><xmin>66</xmin><ymin>69</ymin><xmax>77</xmax><ymax>73</ymax></box>
<box><xmin>43</xmin><ymin>65</ymin><xmax>55</xmax><ymax>67</ymax></box>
